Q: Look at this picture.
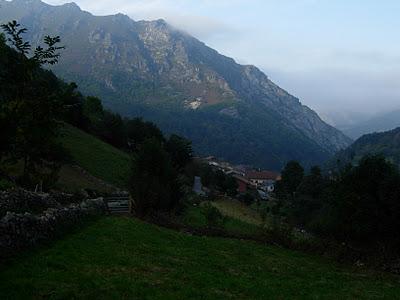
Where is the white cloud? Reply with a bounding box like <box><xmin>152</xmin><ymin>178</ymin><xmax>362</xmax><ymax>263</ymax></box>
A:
<box><xmin>44</xmin><ymin>0</ymin><xmax>240</xmax><ymax>40</ymax></box>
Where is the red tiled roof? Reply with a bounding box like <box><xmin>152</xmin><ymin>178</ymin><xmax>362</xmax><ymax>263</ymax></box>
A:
<box><xmin>233</xmin><ymin>175</ymin><xmax>251</xmax><ymax>185</ymax></box>
<box><xmin>246</xmin><ymin>171</ymin><xmax>280</xmax><ymax>180</ymax></box>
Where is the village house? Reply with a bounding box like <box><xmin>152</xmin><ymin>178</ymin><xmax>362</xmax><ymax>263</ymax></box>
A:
<box><xmin>245</xmin><ymin>171</ymin><xmax>280</xmax><ymax>191</ymax></box>
<box><xmin>200</xmin><ymin>156</ymin><xmax>280</xmax><ymax>195</ymax></box>
<box><xmin>232</xmin><ymin>175</ymin><xmax>252</xmax><ymax>193</ymax></box>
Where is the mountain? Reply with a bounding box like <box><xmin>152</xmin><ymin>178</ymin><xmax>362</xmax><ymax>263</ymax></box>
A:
<box><xmin>332</xmin><ymin>127</ymin><xmax>400</xmax><ymax>168</ymax></box>
<box><xmin>0</xmin><ymin>0</ymin><xmax>352</xmax><ymax>170</ymax></box>
<box><xmin>341</xmin><ymin>109</ymin><xmax>400</xmax><ymax>139</ymax></box>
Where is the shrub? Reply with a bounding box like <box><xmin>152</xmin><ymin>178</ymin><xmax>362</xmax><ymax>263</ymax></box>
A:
<box><xmin>263</xmin><ymin>216</ymin><xmax>294</xmax><ymax>246</ymax></box>
<box><xmin>202</xmin><ymin>202</ymin><xmax>225</xmax><ymax>229</ymax></box>
<box><xmin>239</xmin><ymin>192</ymin><xmax>255</xmax><ymax>206</ymax></box>
<box><xmin>0</xmin><ymin>179</ymin><xmax>14</xmax><ymax>191</ymax></box>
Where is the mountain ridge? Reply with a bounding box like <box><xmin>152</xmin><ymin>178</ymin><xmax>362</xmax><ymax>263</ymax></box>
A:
<box><xmin>331</xmin><ymin>127</ymin><xmax>400</xmax><ymax>168</ymax></box>
<box><xmin>0</xmin><ymin>0</ymin><xmax>352</xmax><ymax>169</ymax></box>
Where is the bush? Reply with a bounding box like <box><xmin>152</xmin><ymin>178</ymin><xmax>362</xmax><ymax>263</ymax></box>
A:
<box><xmin>260</xmin><ymin>216</ymin><xmax>294</xmax><ymax>247</ymax></box>
<box><xmin>202</xmin><ymin>202</ymin><xmax>225</xmax><ymax>229</ymax></box>
<box><xmin>239</xmin><ymin>192</ymin><xmax>255</xmax><ymax>206</ymax></box>
<box><xmin>0</xmin><ymin>179</ymin><xmax>14</xmax><ymax>191</ymax></box>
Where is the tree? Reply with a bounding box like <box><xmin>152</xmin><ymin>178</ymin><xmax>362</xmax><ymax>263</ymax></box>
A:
<box><xmin>130</xmin><ymin>139</ymin><xmax>177</xmax><ymax>216</ymax></box>
<box><xmin>165</xmin><ymin>134</ymin><xmax>193</xmax><ymax>171</ymax></box>
<box><xmin>285</xmin><ymin>166</ymin><xmax>326</xmax><ymax>226</ymax></box>
<box><xmin>200</xmin><ymin>164</ymin><xmax>215</xmax><ymax>187</ymax></box>
<box><xmin>214</xmin><ymin>170</ymin><xmax>227</xmax><ymax>191</ymax></box>
<box><xmin>83</xmin><ymin>96</ymin><xmax>104</xmax><ymax>123</ymax></box>
<box><xmin>276</xmin><ymin>161</ymin><xmax>304</xmax><ymax>198</ymax></box>
<box><xmin>297</xmin><ymin>166</ymin><xmax>324</xmax><ymax>199</ymax></box>
<box><xmin>100</xmin><ymin>111</ymin><xmax>127</xmax><ymax>148</ymax></box>
<box><xmin>239</xmin><ymin>192</ymin><xmax>255</xmax><ymax>206</ymax></box>
<box><xmin>60</xmin><ymin>82</ymin><xmax>89</xmax><ymax>129</ymax></box>
<box><xmin>126</xmin><ymin>118</ymin><xmax>164</xmax><ymax>150</ymax></box>
<box><xmin>0</xmin><ymin>32</ymin><xmax>17</xmax><ymax>166</ymax></box>
<box><xmin>330</xmin><ymin>155</ymin><xmax>400</xmax><ymax>242</ymax></box>
<box><xmin>0</xmin><ymin>21</ymin><xmax>64</xmax><ymax>188</ymax></box>
<box><xmin>224</xmin><ymin>176</ymin><xmax>239</xmax><ymax>197</ymax></box>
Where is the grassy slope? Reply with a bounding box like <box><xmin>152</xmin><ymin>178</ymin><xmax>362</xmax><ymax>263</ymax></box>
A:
<box><xmin>56</xmin><ymin>165</ymin><xmax>115</xmax><ymax>194</ymax></box>
<box><xmin>1</xmin><ymin>217</ymin><xmax>399</xmax><ymax>299</ymax></box>
<box><xmin>181</xmin><ymin>204</ymin><xmax>260</xmax><ymax>236</ymax></box>
<box><xmin>211</xmin><ymin>198</ymin><xmax>262</xmax><ymax>226</ymax></box>
<box><xmin>59</xmin><ymin>124</ymin><xmax>131</xmax><ymax>189</ymax></box>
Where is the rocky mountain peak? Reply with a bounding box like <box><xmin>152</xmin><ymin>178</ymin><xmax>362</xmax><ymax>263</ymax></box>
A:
<box><xmin>61</xmin><ymin>2</ymin><xmax>81</xmax><ymax>11</ymax></box>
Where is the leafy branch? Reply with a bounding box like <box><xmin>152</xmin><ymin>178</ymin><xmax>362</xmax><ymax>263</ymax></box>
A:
<box><xmin>1</xmin><ymin>20</ymin><xmax>64</xmax><ymax>65</ymax></box>
<box><xmin>1</xmin><ymin>20</ymin><xmax>30</xmax><ymax>55</ymax></box>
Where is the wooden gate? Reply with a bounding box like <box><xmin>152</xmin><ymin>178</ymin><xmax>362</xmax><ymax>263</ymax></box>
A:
<box><xmin>105</xmin><ymin>192</ymin><xmax>131</xmax><ymax>214</ymax></box>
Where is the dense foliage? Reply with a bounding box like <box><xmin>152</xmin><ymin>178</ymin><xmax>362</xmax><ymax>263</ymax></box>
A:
<box><xmin>199</xmin><ymin>165</ymin><xmax>238</xmax><ymax>197</ymax></box>
<box><xmin>117</xmin><ymin>102</ymin><xmax>330</xmax><ymax>171</ymax></box>
<box><xmin>276</xmin><ymin>155</ymin><xmax>400</xmax><ymax>250</ymax></box>
<box><xmin>0</xmin><ymin>22</ymin><xmax>65</xmax><ymax>188</ymax></box>
<box><xmin>130</xmin><ymin>139</ymin><xmax>179</xmax><ymax>216</ymax></box>
<box><xmin>332</xmin><ymin>127</ymin><xmax>400</xmax><ymax>169</ymax></box>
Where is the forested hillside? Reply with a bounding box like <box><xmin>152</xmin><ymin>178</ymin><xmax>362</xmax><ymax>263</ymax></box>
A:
<box><xmin>332</xmin><ymin>127</ymin><xmax>400</xmax><ymax>168</ymax></box>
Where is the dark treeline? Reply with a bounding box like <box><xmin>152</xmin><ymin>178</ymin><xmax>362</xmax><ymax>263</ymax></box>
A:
<box><xmin>200</xmin><ymin>165</ymin><xmax>238</xmax><ymax>197</ymax></box>
<box><xmin>0</xmin><ymin>22</ymin><xmax>193</xmax><ymax>216</ymax></box>
<box><xmin>275</xmin><ymin>155</ymin><xmax>400</xmax><ymax>251</ymax></box>
<box><xmin>198</xmin><ymin>165</ymin><xmax>260</xmax><ymax>205</ymax></box>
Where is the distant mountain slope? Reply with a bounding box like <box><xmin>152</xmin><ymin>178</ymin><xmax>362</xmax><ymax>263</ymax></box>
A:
<box><xmin>0</xmin><ymin>0</ymin><xmax>352</xmax><ymax>170</ymax></box>
<box><xmin>333</xmin><ymin>127</ymin><xmax>400</xmax><ymax>167</ymax></box>
<box><xmin>342</xmin><ymin>109</ymin><xmax>400</xmax><ymax>139</ymax></box>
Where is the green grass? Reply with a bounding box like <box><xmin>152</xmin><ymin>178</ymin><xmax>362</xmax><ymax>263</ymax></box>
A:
<box><xmin>181</xmin><ymin>204</ymin><xmax>260</xmax><ymax>236</ymax></box>
<box><xmin>56</xmin><ymin>165</ymin><xmax>116</xmax><ymax>194</ymax></box>
<box><xmin>211</xmin><ymin>198</ymin><xmax>262</xmax><ymax>225</ymax></box>
<box><xmin>59</xmin><ymin>124</ymin><xmax>131</xmax><ymax>188</ymax></box>
<box><xmin>1</xmin><ymin>217</ymin><xmax>399</xmax><ymax>299</ymax></box>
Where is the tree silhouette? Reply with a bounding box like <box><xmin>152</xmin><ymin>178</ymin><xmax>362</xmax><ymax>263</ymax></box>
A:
<box><xmin>0</xmin><ymin>21</ymin><xmax>65</xmax><ymax>189</ymax></box>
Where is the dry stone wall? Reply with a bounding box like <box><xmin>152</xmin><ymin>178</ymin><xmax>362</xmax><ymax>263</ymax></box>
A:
<box><xmin>0</xmin><ymin>190</ymin><xmax>106</xmax><ymax>258</ymax></box>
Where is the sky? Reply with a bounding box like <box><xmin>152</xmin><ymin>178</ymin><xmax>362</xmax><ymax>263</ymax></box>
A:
<box><xmin>43</xmin><ymin>0</ymin><xmax>400</xmax><ymax>125</ymax></box>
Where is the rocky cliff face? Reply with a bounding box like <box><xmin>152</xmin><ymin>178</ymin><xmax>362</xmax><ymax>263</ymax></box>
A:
<box><xmin>0</xmin><ymin>0</ymin><xmax>352</xmax><ymax>169</ymax></box>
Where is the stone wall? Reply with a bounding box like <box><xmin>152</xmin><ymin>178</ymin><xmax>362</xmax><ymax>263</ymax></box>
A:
<box><xmin>0</xmin><ymin>189</ymin><xmax>72</xmax><ymax>217</ymax></box>
<box><xmin>0</xmin><ymin>194</ymin><xmax>106</xmax><ymax>258</ymax></box>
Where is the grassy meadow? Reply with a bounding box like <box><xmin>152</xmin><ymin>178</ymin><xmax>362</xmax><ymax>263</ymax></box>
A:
<box><xmin>1</xmin><ymin>216</ymin><xmax>399</xmax><ymax>299</ymax></box>
<box><xmin>59</xmin><ymin>124</ymin><xmax>131</xmax><ymax>189</ymax></box>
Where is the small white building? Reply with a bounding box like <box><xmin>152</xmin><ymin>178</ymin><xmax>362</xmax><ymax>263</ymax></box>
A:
<box><xmin>246</xmin><ymin>171</ymin><xmax>280</xmax><ymax>190</ymax></box>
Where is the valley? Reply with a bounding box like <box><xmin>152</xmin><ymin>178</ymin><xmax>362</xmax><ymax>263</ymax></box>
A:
<box><xmin>1</xmin><ymin>1</ymin><xmax>400</xmax><ymax>299</ymax></box>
